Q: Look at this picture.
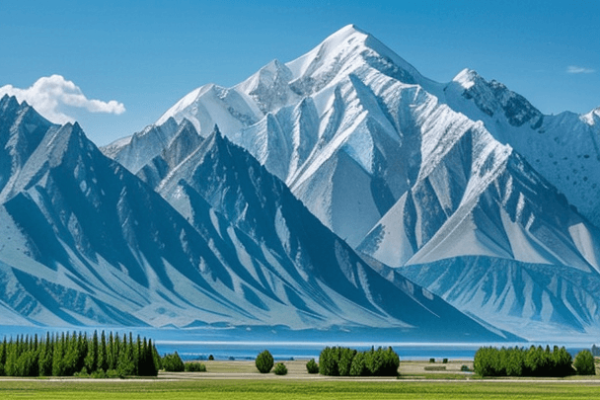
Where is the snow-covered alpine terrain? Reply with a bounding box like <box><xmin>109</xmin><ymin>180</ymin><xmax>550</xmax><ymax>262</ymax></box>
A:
<box><xmin>102</xmin><ymin>25</ymin><xmax>600</xmax><ymax>339</ymax></box>
<box><xmin>0</xmin><ymin>94</ymin><xmax>509</xmax><ymax>341</ymax></box>
<box><xmin>0</xmin><ymin>24</ymin><xmax>598</xmax><ymax>341</ymax></box>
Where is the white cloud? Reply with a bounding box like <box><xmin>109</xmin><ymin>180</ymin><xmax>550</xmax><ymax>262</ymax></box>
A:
<box><xmin>567</xmin><ymin>66</ymin><xmax>596</xmax><ymax>74</ymax></box>
<box><xmin>0</xmin><ymin>75</ymin><xmax>125</xmax><ymax>124</ymax></box>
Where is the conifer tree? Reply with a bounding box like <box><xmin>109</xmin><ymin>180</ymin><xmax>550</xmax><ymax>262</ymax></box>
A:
<box><xmin>52</xmin><ymin>333</ymin><xmax>65</xmax><ymax>377</ymax></box>
<box><xmin>150</xmin><ymin>339</ymin><xmax>161</xmax><ymax>371</ymax></box>
<box><xmin>84</xmin><ymin>331</ymin><xmax>99</xmax><ymax>373</ymax></box>
<box><xmin>98</xmin><ymin>331</ymin><xmax>108</xmax><ymax>372</ymax></box>
<box><xmin>117</xmin><ymin>334</ymin><xmax>135</xmax><ymax>376</ymax></box>
<box><xmin>0</xmin><ymin>337</ymin><xmax>7</xmax><ymax>376</ymax></box>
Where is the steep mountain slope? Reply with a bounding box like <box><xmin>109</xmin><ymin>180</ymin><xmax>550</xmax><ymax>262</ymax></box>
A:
<box><xmin>137</xmin><ymin>119</ymin><xmax>203</xmax><ymax>188</ymax></box>
<box><xmin>138</xmin><ymin>125</ymin><xmax>505</xmax><ymax>338</ymax></box>
<box><xmin>0</xmin><ymin>99</ymin><xmax>285</xmax><ymax>327</ymax></box>
<box><xmin>358</xmin><ymin>126</ymin><xmax>600</xmax><ymax>271</ymax></box>
<box><xmin>0</xmin><ymin>97</ymin><xmax>352</xmax><ymax>328</ymax></box>
<box><xmin>142</xmin><ymin>25</ymin><xmax>600</xmax><ymax>249</ymax></box>
<box><xmin>356</xmin><ymin>126</ymin><xmax>600</xmax><ymax>337</ymax></box>
<box><xmin>0</xmin><ymin>96</ymin><xmax>507</xmax><ymax>340</ymax></box>
<box><xmin>120</xmin><ymin>25</ymin><xmax>600</xmax><ymax>338</ymax></box>
<box><xmin>444</xmin><ymin>69</ymin><xmax>600</xmax><ymax>227</ymax></box>
<box><xmin>101</xmin><ymin>117</ymin><xmax>181</xmax><ymax>174</ymax></box>
<box><xmin>401</xmin><ymin>257</ymin><xmax>600</xmax><ymax>338</ymax></box>
<box><xmin>0</xmin><ymin>95</ymin><xmax>57</xmax><ymax>196</ymax></box>
<box><xmin>141</xmin><ymin>25</ymin><xmax>445</xmax><ymax>246</ymax></box>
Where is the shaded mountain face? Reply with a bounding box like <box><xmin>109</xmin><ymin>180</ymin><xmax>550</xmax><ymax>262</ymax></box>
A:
<box><xmin>100</xmin><ymin>117</ymin><xmax>180</xmax><ymax>174</ymax></box>
<box><xmin>0</xmin><ymin>96</ymin><xmax>506</xmax><ymax>341</ymax></box>
<box><xmin>401</xmin><ymin>257</ymin><xmax>600</xmax><ymax>339</ymax></box>
<box><xmin>0</xmin><ymin>98</ymin><xmax>284</xmax><ymax>327</ymax></box>
<box><xmin>137</xmin><ymin>125</ymin><xmax>505</xmax><ymax>339</ymax></box>
<box><xmin>444</xmin><ymin>69</ymin><xmax>600</xmax><ymax>228</ymax></box>
<box><xmin>108</xmin><ymin>25</ymin><xmax>600</xmax><ymax>339</ymax></box>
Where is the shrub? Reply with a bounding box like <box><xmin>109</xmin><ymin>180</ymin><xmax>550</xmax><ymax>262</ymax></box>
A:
<box><xmin>461</xmin><ymin>365</ymin><xmax>470</xmax><ymax>372</ymax></box>
<box><xmin>474</xmin><ymin>346</ymin><xmax>575</xmax><ymax>377</ymax></box>
<box><xmin>273</xmin><ymin>362</ymin><xmax>287</xmax><ymax>375</ymax></box>
<box><xmin>255</xmin><ymin>350</ymin><xmax>274</xmax><ymax>373</ymax></box>
<box><xmin>208</xmin><ymin>355</ymin><xmax>214</xmax><ymax>361</ymax></box>
<box><xmin>91</xmin><ymin>369</ymin><xmax>107</xmax><ymax>379</ymax></box>
<box><xmin>574</xmin><ymin>350</ymin><xmax>596</xmax><ymax>375</ymax></box>
<box><xmin>429</xmin><ymin>358</ymin><xmax>435</xmax><ymax>363</ymax></box>
<box><xmin>162</xmin><ymin>352</ymin><xmax>185</xmax><ymax>372</ymax></box>
<box><xmin>442</xmin><ymin>358</ymin><xmax>448</xmax><ymax>364</ymax></box>
<box><xmin>106</xmin><ymin>369</ymin><xmax>120</xmax><ymax>378</ymax></box>
<box><xmin>319</xmin><ymin>346</ymin><xmax>399</xmax><ymax>377</ymax></box>
<box><xmin>73</xmin><ymin>369</ymin><xmax>89</xmax><ymax>377</ymax></box>
<box><xmin>306</xmin><ymin>358</ymin><xmax>319</xmax><ymax>374</ymax></box>
<box><xmin>185</xmin><ymin>362</ymin><xmax>206</xmax><ymax>372</ymax></box>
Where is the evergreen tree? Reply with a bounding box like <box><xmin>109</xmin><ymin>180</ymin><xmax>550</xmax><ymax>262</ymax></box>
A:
<box><xmin>349</xmin><ymin>352</ymin><xmax>367</xmax><ymax>376</ymax></box>
<box><xmin>0</xmin><ymin>331</ymin><xmax>158</xmax><ymax>378</ymax></box>
<box><xmin>0</xmin><ymin>337</ymin><xmax>6</xmax><ymax>376</ymax></box>
<box><xmin>84</xmin><ymin>331</ymin><xmax>99</xmax><ymax>373</ymax></box>
<box><xmin>52</xmin><ymin>333</ymin><xmax>65</xmax><ymax>377</ymax></box>
<box><xmin>98</xmin><ymin>331</ymin><xmax>108</xmax><ymax>372</ymax></box>
<box><xmin>63</xmin><ymin>331</ymin><xmax>83</xmax><ymax>376</ymax></box>
<box><xmin>109</xmin><ymin>332</ymin><xmax>119</xmax><ymax>371</ymax></box>
<box><xmin>134</xmin><ymin>335</ymin><xmax>141</xmax><ymax>376</ymax></box>
<box><xmin>318</xmin><ymin>347</ymin><xmax>335</xmax><ymax>376</ymax></box>
<box><xmin>150</xmin><ymin>339</ymin><xmax>161</xmax><ymax>372</ymax></box>
<box><xmin>38</xmin><ymin>335</ymin><xmax>53</xmax><ymax>377</ymax></box>
<box><xmin>338</xmin><ymin>348</ymin><xmax>356</xmax><ymax>376</ymax></box>
<box><xmin>574</xmin><ymin>350</ymin><xmax>596</xmax><ymax>375</ymax></box>
<box><xmin>5</xmin><ymin>337</ymin><xmax>18</xmax><ymax>376</ymax></box>
<box><xmin>117</xmin><ymin>334</ymin><xmax>135</xmax><ymax>376</ymax></box>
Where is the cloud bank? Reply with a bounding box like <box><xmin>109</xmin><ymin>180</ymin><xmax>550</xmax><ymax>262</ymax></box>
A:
<box><xmin>567</xmin><ymin>66</ymin><xmax>596</xmax><ymax>74</ymax></box>
<box><xmin>0</xmin><ymin>75</ymin><xmax>125</xmax><ymax>124</ymax></box>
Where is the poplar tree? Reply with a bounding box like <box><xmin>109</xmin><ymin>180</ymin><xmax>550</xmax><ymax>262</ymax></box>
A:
<box><xmin>98</xmin><ymin>331</ymin><xmax>108</xmax><ymax>372</ymax></box>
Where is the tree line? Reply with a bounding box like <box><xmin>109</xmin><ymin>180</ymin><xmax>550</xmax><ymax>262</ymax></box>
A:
<box><xmin>474</xmin><ymin>345</ymin><xmax>595</xmax><ymax>377</ymax></box>
<box><xmin>0</xmin><ymin>331</ymin><xmax>160</xmax><ymax>377</ymax></box>
<box><xmin>318</xmin><ymin>346</ymin><xmax>399</xmax><ymax>376</ymax></box>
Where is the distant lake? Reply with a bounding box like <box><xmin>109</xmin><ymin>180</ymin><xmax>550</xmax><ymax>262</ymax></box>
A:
<box><xmin>154</xmin><ymin>341</ymin><xmax>489</xmax><ymax>361</ymax></box>
<box><xmin>0</xmin><ymin>325</ymin><xmax>591</xmax><ymax>361</ymax></box>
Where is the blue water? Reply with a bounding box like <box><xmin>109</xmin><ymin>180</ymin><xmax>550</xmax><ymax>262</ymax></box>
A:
<box><xmin>0</xmin><ymin>325</ymin><xmax>591</xmax><ymax>361</ymax></box>
<box><xmin>154</xmin><ymin>341</ymin><xmax>486</xmax><ymax>361</ymax></box>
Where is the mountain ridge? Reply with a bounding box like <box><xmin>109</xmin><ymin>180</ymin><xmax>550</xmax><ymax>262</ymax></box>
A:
<box><xmin>103</xmin><ymin>25</ymin><xmax>600</xmax><ymax>339</ymax></box>
<box><xmin>0</xmin><ymin>95</ymin><xmax>509</xmax><ymax>341</ymax></box>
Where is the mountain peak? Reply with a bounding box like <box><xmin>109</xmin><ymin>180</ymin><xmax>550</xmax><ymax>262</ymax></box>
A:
<box><xmin>325</xmin><ymin>23</ymin><xmax>369</xmax><ymax>44</ymax></box>
<box><xmin>449</xmin><ymin>68</ymin><xmax>543</xmax><ymax>128</ymax></box>
<box><xmin>194</xmin><ymin>124</ymin><xmax>231</xmax><ymax>160</ymax></box>
<box><xmin>211</xmin><ymin>124</ymin><xmax>223</xmax><ymax>140</ymax></box>
<box><xmin>285</xmin><ymin>24</ymin><xmax>423</xmax><ymax>93</ymax></box>
<box><xmin>582</xmin><ymin>106</ymin><xmax>600</xmax><ymax>125</ymax></box>
<box><xmin>0</xmin><ymin>94</ymin><xmax>21</xmax><ymax>114</ymax></box>
<box><xmin>452</xmin><ymin>68</ymin><xmax>481</xmax><ymax>89</ymax></box>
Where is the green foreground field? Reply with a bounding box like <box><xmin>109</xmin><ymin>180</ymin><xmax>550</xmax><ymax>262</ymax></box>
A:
<box><xmin>1</xmin><ymin>379</ymin><xmax>599</xmax><ymax>399</ymax></box>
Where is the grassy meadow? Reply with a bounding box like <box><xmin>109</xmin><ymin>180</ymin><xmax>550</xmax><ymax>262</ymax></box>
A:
<box><xmin>0</xmin><ymin>379</ymin><xmax>599</xmax><ymax>399</ymax></box>
<box><xmin>0</xmin><ymin>359</ymin><xmax>599</xmax><ymax>399</ymax></box>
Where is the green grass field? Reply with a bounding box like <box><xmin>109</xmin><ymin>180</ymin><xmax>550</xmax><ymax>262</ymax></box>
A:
<box><xmin>0</xmin><ymin>379</ymin><xmax>599</xmax><ymax>399</ymax></box>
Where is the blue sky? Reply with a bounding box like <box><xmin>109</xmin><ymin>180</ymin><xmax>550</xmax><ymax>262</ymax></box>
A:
<box><xmin>0</xmin><ymin>0</ymin><xmax>598</xmax><ymax>145</ymax></box>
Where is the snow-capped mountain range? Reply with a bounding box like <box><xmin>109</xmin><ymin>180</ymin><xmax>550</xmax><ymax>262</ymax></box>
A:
<box><xmin>1</xmin><ymin>25</ymin><xmax>598</xmax><ymax>340</ymax></box>
<box><xmin>0</xmin><ymin>94</ymin><xmax>505</xmax><ymax>341</ymax></box>
<box><xmin>106</xmin><ymin>25</ymin><xmax>600</xmax><ymax>339</ymax></box>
